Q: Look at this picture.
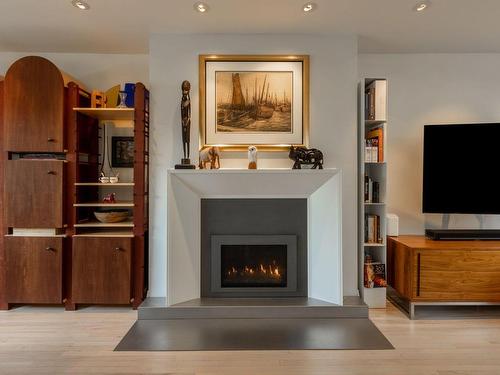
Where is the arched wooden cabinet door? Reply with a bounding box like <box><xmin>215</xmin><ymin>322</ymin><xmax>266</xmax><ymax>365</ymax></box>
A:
<box><xmin>4</xmin><ymin>56</ymin><xmax>64</xmax><ymax>152</ymax></box>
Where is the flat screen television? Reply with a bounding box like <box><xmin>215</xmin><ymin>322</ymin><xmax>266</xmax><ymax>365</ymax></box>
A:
<box><xmin>423</xmin><ymin>123</ymin><xmax>500</xmax><ymax>214</ymax></box>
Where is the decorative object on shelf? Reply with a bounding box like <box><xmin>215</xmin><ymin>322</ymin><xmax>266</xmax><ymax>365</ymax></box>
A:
<box><xmin>99</xmin><ymin>173</ymin><xmax>110</xmax><ymax>184</ymax></box>
<box><xmin>124</xmin><ymin>83</ymin><xmax>135</xmax><ymax>107</ymax></box>
<box><xmin>248</xmin><ymin>146</ymin><xmax>258</xmax><ymax>169</ymax></box>
<box><xmin>289</xmin><ymin>146</ymin><xmax>323</xmax><ymax>169</ymax></box>
<box><xmin>91</xmin><ymin>90</ymin><xmax>107</xmax><ymax>108</ymax></box>
<box><xmin>363</xmin><ymin>255</ymin><xmax>387</xmax><ymax>288</ymax></box>
<box><xmin>109</xmin><ymin>174</ymin><xmax>120</xmax><ymax>184</ymax></box>
<box><xmin>199</xmin><ymin>55</ymin><xmax>310</xmax><ymax>151</ymax></box>
<box><xmin>105</xmin><ymin>84</ymin><xmax>120</xmax><ymax>108</ymax></box>
<box><xmin>94</xmin><ymin>209</ymin><xmax>129</xmax><ymax>223</ymax></box>
<box><xmin>198</xmin><ymin>146</ymin><xmax>221</xmax><ymax>169</ymax></box>
<box><xmin>175</xmin><ymin>80</ymin><xmax>196</xmax><ymax>169</ymax></box>
<box><xmin>111</xmin><ymin>137</ymin><xmax>134</xmax><ymax>168</ymax></box>
<box><xmin>117</xmin><ymin>91</ymin><xmax>128</xmax><ymax>108</ymax></box>
<box><xmin>102</xmin><ymin>193</ymin><xmax>116</xmax><ymax>204</ymax></box>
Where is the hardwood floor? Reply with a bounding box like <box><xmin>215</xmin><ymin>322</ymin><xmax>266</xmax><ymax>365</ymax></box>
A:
<box><xmin>1</xmin><ymin>303</ymin><xmax>500</xmax><ymax>374</ymax></box>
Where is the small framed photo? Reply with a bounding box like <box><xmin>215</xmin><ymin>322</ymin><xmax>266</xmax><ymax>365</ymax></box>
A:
<box><xmin>111</xmin><ymin>136</ymin><xmax>134</xmax><ymax>168</ymax></box>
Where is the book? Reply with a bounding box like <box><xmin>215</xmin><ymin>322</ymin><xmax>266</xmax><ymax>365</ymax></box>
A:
<box><xmin>364</xmin><ymin>214</ymin><xmax>382</xmax><ymax>243</ymax></box>
<box><xmin>12</xmin><ymin>228</ymin><xmax>65</xmax><ymax>236</ymax></box>
<box><xmin>365</xmin><ymin>138</ymin><xmax>379</xmax><ymax>162</ymax></box>
<box><xmin>366</xmin><ymin>127</ymin><xmax>384</xmax><ymax>162</ymax></box>
<box><xmin>365</xmin><ymin>80</ymin><xmax>387</xmax><ymax>122</ymax></box>
<box><xmin>372</xmin><ymin>181</ymin><xmax>380</xmax><ymax>203</ymax></box>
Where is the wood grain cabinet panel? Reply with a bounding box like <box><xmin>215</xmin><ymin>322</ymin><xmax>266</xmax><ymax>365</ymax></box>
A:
<box><xmin>72</xmin><ymin>237</ymin><xmax>132</xmax><ymax>304</ymax></box>
<box><xmin>5</xmin><ymin>237</ymin><xmax>63</xmax><ymax>303</ymax></box>
<box><xmin>417</xmin><ymin>250</ymin><xmax>500</xmax><ymax>301</ymax></box>
<box><xmin>4</xmin><ymin>56</ymin><xmax>64</xmax><ymax>152</ymax></box>
<box><xmin>4</xmin><ymin>160</ymin><xmax>64</xmax><ymax>228</ymax></box>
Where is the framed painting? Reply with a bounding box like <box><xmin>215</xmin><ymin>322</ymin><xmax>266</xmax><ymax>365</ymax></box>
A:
<box><xmin>111</xmin><ymin>136</ymin><xmax>134</xmax><ymax>167</ymax></box>
<box><xmin>199</xmin><ymin>55</ymin><xmax>309</xmax><ymax>151</ymax></box>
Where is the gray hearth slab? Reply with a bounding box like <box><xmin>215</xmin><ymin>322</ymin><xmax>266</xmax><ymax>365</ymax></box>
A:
<box><xmin>138</xmin><ymin>297</ymin><xmax>368</xmax><ymax>320</ymax></box>
<box><xmin>115</xmin><ymin>318</ymin><xmax>393</xmax><ymax>351</ymax></box>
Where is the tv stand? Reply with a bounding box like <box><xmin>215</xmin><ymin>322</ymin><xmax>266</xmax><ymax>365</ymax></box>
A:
<box><xmin>425</xmin><ymin>229</ymin><xmax>500</xmax><ymax>241</ymax></box>
<box><xmin>387</xmin><ymin>235</ymin><xmax>500</xmax><ymax>319</ymax></box>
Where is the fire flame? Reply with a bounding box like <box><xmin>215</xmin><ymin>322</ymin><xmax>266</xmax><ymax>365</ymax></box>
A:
<box><xmin>226</xmin><ymin>261</ymin><xmax>282</xmax><ymax>279</ymax></box>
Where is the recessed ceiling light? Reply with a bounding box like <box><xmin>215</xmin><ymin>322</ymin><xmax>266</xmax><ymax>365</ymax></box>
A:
<box><xmin>414</xmin><ymin>1</ymin><xmax>430</xmax><ymax>12</ymax></box>
<box><xmin>303</xmin><ymin>2</ymin><xmax>317</xmax><ymax>13</ymax></box>
<box><xmin>194</xmin><ymin>2</ymin><xmax>209</xmax><ymax>13</ymax></box>
<box><xmin>71</xmin><ymin>0</ymin><xmax>90</xmax><ymax>10</ymax></box>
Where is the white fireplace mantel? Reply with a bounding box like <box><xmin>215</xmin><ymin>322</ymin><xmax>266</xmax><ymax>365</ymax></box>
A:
<box><xmin>166</xmin><ymin>168</ymin><xmax>343</xmax><ymax>306</ymax></box>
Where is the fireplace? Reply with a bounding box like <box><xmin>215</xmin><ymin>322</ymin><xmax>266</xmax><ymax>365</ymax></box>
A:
<box><xmin>210</xmin><ymin>235</ymin><xmax>298</xmax><ymax>296</ymax></box>
<box><xmin>201</xmin><ymin>199</ymin><xmax>308</xmax><ymax>298</ymax></box>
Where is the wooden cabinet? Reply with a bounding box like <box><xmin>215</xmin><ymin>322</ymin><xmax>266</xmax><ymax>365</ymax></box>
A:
<box><xmin>4</xmin><ymin>160</ymin><xmax>64</xmax><ymax>228</ymax></box>
<box><xmin>387</xmin><ymin>236</ymin><xmax>500</xmax><ymax>303</ymax></box>
<box><xmin>5</xmin><ymin>237</ymin><xmax>63</xmax><ymax>304</ymax></box>
<box><xmin>4</xmin><ymin>56</ymin><xmax>64</xmax><ymax>152</ymax></box>
<box><xmin>72</xmin><ymin>237</ymin><xmax>132</xmax><ymax>304</ymax></box>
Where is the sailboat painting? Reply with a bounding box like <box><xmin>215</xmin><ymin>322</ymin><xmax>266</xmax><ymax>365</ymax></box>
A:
<box><xmin>200</xmin><ymin>55</ymin><xmax>309</xmax><ymax>150</ymax></box>
<box><xmin>215</xmin><ymin>71</ymin><xmax>293</xmax><ymax>133</ymax></box>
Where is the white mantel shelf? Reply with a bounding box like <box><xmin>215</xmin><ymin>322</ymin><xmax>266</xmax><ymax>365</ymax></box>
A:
<box><xmin>168</xmin><ymin>168</ymin><xmax>340</xmax><ymax>199</ymax></box>
<box><xmin>166</xmin><ymin>167</ymin><xmax>343</xmax><ymax>307</ymax></box>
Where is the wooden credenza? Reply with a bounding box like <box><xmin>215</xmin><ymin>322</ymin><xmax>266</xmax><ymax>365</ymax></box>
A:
<box><xmin>387</xmin><ymin>235</ymin><xmax>500</xmax><ymax>317</ymax></box>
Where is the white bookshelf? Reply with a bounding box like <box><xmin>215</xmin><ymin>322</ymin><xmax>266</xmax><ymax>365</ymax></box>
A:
<box><xmin>358</xmin><ymin>78</ymin><xmax>388</xmax><ymax>308</ymax></box>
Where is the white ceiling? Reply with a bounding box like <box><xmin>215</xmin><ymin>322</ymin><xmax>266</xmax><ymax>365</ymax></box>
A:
<box><xmin>1</xmin><ymin>0</ymin><xmax>500</xmax><ymax>54</ymax></box>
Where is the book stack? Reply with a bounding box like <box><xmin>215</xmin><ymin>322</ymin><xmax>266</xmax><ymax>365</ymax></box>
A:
<box><xmin>365</xmin><ymin>126</ymin><xmax>384</xmax><ymax>163</ymax></box>
<box><xmin>364</xmin><ymin>214</ymin><xmax>382</xmax><ymax>244</ymax></box>
<box><xmin>364</xmin><ymin>175</ymin><xmax>380</xmax><ymax>203</ymax></box>
<box><xmin>364</xmin><ymin>139</ymin><xmax>379</xmax><ymax>162</ymax></box>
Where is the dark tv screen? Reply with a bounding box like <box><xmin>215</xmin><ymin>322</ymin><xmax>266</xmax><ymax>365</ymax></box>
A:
<box><xmin>423</xmin><ymin>123</ymin><xmax>500</xmax><ymax>214</ymax></box>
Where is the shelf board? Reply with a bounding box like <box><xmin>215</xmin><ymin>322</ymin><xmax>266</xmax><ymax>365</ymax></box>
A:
<box><xmin>73</xmin><ymin>107</ymin><xmax>135</xmax><ymax>121</ymax></box>
<box><xmin>74</xmin><ymin>201</ymin><xmax>134</xmax><ymax>207</ymax></box>
<box><xmin>75</xmin><ymin>182</ymin><xmax>135</xmax><ymax>187</ymax></box>
<box><xmin>74</xmin><ymin>219</ymin><xmax>134</xmax><ymax>228</ymax></box>
<box><xmin>364</xmin><ymin>243</ymin><xmax>386</xmax><ymax>247</ymax></box>
<box><xmin>364</xmin><ymin>202</ymin><xmax>386</xmax><ymax>206</ymax></box>
<box><xmin>365</xmin><ymin>120</ymin><xmax>386</xmax><ymax>125</ymax></box>
<box><xmin>73</xmin><ymin>231</ymin><xmax>134</xmax><ymax>238</ymax></box>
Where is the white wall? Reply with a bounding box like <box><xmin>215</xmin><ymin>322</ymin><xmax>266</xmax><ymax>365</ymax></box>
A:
<box><xmin>150</xmin><ymin>34</ymin><xmax>359</xmax><ymax>297</ymax></box>
<box><xmin>0</xmin><ymin>52</ymin><xmax>149</xmax><ymax>89</ymax></box>
<box><xmin>359</xmin><ymin>54</ymin><xmax>500</xmax><ymax>234</ymax></box>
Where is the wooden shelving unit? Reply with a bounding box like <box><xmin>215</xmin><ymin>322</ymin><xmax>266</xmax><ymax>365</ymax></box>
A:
<box><xmin>67</xmin><ymin>82</ymin><xmax>149</xmax><ymax>310</ymax></box>
<box><xmin>358</xmin><ymin>78</ymin><xmax>388</xmax><ymax>309</ymax></box>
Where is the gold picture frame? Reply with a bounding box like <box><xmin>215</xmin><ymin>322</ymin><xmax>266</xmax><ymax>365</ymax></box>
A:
<box><xmin>199</xmin><ymin>55</ymin><xmax>310</xmax><ymax>152</ymax></box>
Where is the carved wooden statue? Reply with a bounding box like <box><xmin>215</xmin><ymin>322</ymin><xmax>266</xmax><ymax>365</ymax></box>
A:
<box><xmin>199</xmin><ymin>147</ymin><xmax>221</xmax><ymax>169</ymax></box>
<box><xmin>181</xmin><ymin>80</ymin><xmax>191</xmax><ymax>161</ymax></box>
<box><xmin>175</xmin><ymin>80</ymin><xmax>195</xmax><ymax>169</ymax></box>
<box><xmin>289</xmin><ymin>146</ymin><xmax>324</xmax><ymax>169</ymax></box>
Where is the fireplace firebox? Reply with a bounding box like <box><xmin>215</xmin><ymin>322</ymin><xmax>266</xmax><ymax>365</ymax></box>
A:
<box><xmin>210</xmin><ymin>235</ymin><xmax>298</xmax><ymax>296</ymax></box>
<box><xmin>221</xmin><ymin>244</ymin><xmax>287</xmax><ymax>288</ymax></box>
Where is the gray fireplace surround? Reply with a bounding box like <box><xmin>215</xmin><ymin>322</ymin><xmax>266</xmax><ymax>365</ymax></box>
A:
<box><xmin>201</xmin><ymin>199</ymin><xmax>308</xmax><ymax>298</ymax></box>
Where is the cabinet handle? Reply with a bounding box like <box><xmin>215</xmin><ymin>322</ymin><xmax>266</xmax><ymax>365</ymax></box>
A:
<box><xmin>114</xmin><ymin>247</ymin><xmax>123</xmax><ymax>252</ymax></box>
<box><xmin>47</xmin><ymin>171</ymin><xmax>57</xmax><ymax>175</ymax></box>
<box><xmin>45</xmin><ymin>247</ymin><xmax>54</xmax><ymax>251</ymax></box>
<box><xmin>47</xmin><ymin>137</ymin><xmax>55</xmax><ymax>142</ymax></box>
